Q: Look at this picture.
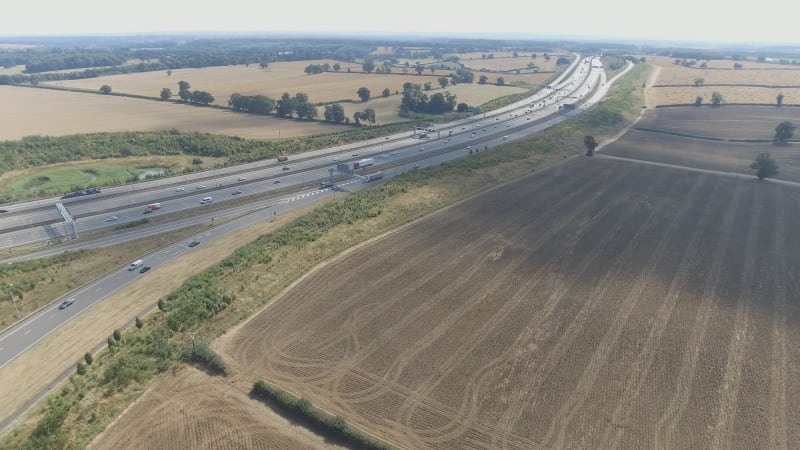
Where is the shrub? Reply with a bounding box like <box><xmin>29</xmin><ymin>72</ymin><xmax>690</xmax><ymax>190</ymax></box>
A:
<box><xmin>180</xmin><ymin>340</ymin><xmax>227</xmax><ymax>374</ymax></box>
<box><xmin>76</xmin><ymin>362</ymin><xmax>86</xmax><ymax>375</ymax></box>
<box><xmin>135</xmin><ymin>316</ymin><xmax>143</xmax><ymax>329</ymax></box>
<box><xmin>84</xmin><ymin>352</ymin><xmax>93</xmax><ymax>365</ymax></box>
<box><xmin>113</xmin><ymin>329</ymin><xmax>122</xmax><ymax>342</ymax></box>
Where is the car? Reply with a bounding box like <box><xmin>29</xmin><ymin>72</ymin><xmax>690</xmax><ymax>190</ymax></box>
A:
<box><xmin>503</xmin><ymin>136</ymin><xmax>508</xmax><ymax>140</ymax></box>
<box><xmin>385</xmin><ymin>136</ymin><xmax>390</xmax><ymax>140</ymax></box>
<box><xmin>466</xmin><ymin>146</ymin><xmax>472</xmax><ymax>150</ymax></box>
<box><xmin>352</xmin><ymin>153</ymin><xmax>358</xmax><ymax>156</ymax></box>
<box><xmin>58</xmin><ymin>298</ymin><xmax>76</xmax><ymax>310</ymax></box>
<box><xmin>379</xmin><ymin>154</ymin><xmax>388</xmax><ymax>158</ymax></box>
<box><xmin>0</xmin><ymin>209</ymin><xmax>8</xmax><ymax>213</ymax></box>
<box><xmin>175</xmin><ymin>187</ymin><xmax>185</xmax><ymax>192</ymax></box>
<box><xmin>238</xmin><ymin>177</ymin><xmax>247</xmax><ymax>181</ymax></box>
<box><xmin>139</xmin><ymin>265</ymin><xmax>151</xmax><ymax>274</ymax></box>
<box><xmin>391</xmin><ymin>151</ymin><xmax>399</xmax><ymax>155</ymax></box>
<box><xmin>419</xmin><ymin>147</ymin><xmax>425</xmax><ymax>152</ymax></box>
<box><xmin>282</xmin><ymin>166</ymin><xmax>290</xmax><ymax>171</ymax></box>
<box><xmin>413</xmin><ymin>164</ymin><xmax>421</xmax><ymax>169</ymax></box>
<box><xmin>196</xmin><ymin>185</ymin><xmax>207</xmax><ymax>190</ymax></box>
<box><xmin>106</xmin><ymin>215</ymin><xmax>118</xmax><ymax>222</ymax></box>
<box><xmin>189</xmin><ymin>240</ymin><xmax>200</xmax><ymax>247</ymax></box>
<box><xmin>143</xmin><ymin>209</ymin><xmax>152</xmax><ymax>214</ymax></box>
<box><xmin>231</xmin><ymin>190</ymin><xmax>242</xmax><ymax>195</ymax></box>
<box><xmin>273</xmin><ymin>180</ymin><xmax>281</xmax><ymax>184</ymax></box>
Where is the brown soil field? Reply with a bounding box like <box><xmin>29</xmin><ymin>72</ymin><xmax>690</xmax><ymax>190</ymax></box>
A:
<box><xmin>48</xmin><ymin>60</ymin><xmax>474</xmax><ymax>105</ymax></box>
<box><xmin>603</xmin><ymin>129</ymin><xmax>800</xmax><ymax>182</ymax></box>
<box><xmin>647</xmin><ymin>54</ymin><xmax>800</xmax><ymax>72</ymax></box>
<box><xmin>89</xmin><ymin>365</ymin><xmax>347</xmax><ymax>450</ymax></box>
<box><xmin>604</xmin><ymin>106</ymin><xmax>800</xmax><ymax>183</ymax></box>
<box><xmin>636</xmin><ymin>105</ymin><xmax>800</xmax><ymax>140</ymax></box>
<box><xmin>460</xmin><ymin>54</ymin><xmax>565</xmax><ymax>73</ymax></box>
<box><xmin>0</xmin><ymin>85</ymin><xmax>337</xmax><ymax>141</ymax></box>
<box><xmin>220</xmin><ymin>156</ymin><xmax>800</xmax><ymax>449</ymax></box>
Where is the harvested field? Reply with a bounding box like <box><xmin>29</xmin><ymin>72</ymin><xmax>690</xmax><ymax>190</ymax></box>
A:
<box><xmin>0</xmin><ymin>85</ymin><xmax>337</xmax><ymax>140</ymax></box>
<box><xmin>90</xmin><ymin>365</ymin><xmax>347</xmax><ymax>450</ymax></box>
<box><xmin>48</xmin><ymin>60</ymin><xmax>488</xmax><ymax>105</ymax></box>
<box><xmin>646</xmin><ymin>86</ymin><xmax>800</xmax><ymax>107</ymax></box>
<box><xmin>223</xmin><ymin>157</ymin><xmax>800</xmax><ymax>449</ymax></box>
<box><xmin>644</xmin><ymin>55</ymin><xmax>800</xmax><ymax>106</ymax></box>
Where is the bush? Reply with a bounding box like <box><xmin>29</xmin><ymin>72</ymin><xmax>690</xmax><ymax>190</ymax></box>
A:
<box><xmin>181</xmin><ymin>340</ymin><xmax>227</xmax><ymax>374</ymax></box>
<box><xmin>107</xmin><ymin>337</ymin><xmax>115</xmax><ymax>350</ymax></box>
<box><xmin>84</xmin><ymin>352</ymin><xmax>93</xmax><ymax>365</ymax></box>
<box><xmin>157</xmin><ymin>299</ymin><xmax>165</xmax><ymax>311</ymax></box>
<box><xmin>113</xmin><ymin>329</ymin><xmax>122</xmax><ymax>342</ymax></box>
<box><xmin>76</xmin><ymin>362</ymin><xmax>86</xmax><ymax>375</ymax></box>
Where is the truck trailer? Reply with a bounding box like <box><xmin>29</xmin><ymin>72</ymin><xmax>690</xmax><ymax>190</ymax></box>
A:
<box><xmin>364</xmin><ymin>171</ymin><xmax>383</xmax><ymax>182</ymax></box>
<box><xmin>353</xmin><ymin>158</ymin><xmax>375</xmax><ymax>169</ymax></box>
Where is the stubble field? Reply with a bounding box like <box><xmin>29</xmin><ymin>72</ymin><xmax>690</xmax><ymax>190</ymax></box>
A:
<box><xmin>644</xmin><ymin>55</ymin><xmax>800</xmax><ymax>106</ymax></box>
<box><xmin>218</xmin><ymin>156</ymin><xmax>800</xmax><ymax>449</ymax></box>
<box><xmin>0</xmin><ymin>85</ymin><xmax>338</xmax><ymax>141</ymax></box>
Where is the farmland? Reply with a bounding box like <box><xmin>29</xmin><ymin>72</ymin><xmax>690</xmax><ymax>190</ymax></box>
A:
<box><xmin>219</xmin><ymin>156</ymin><xmax>800</xmax><ymax>449</ymax></box>
<box><xmin>0</xmin><ymin>85</ymin><xmax>338</xmax><ymax>141</ymax></box>
<box><xmin>604</xmin><ymin>106</ymin><xmax>800</xmax><ymax>182</ymax></box>
<box><xmin>46</xmin><ymin>59</ymin><xmax>522</xmax><ymax>106</ymax></box>
<box><xmin>645</xmin><ymin>55</ymin><xmax>800</xmax><ymax>106</ymax></box>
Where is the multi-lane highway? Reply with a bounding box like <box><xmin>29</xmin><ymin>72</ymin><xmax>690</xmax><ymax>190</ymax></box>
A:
<box><xmin>0</xmin><ymin>54</ymin><xmax>628</xmax><ymax>432</ymax></box>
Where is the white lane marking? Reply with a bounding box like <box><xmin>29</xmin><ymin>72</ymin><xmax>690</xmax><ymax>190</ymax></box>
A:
<box><xmin>23</xmin><ymin>329</ymin><xmax>31</xmax><ymax>336</ymax></box>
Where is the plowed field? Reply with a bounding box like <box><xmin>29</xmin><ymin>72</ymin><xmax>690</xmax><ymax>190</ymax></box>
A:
<box><xmin>603</xmin><ymin>106</ymin><xmax>800</xmax><ymax>183</ymax></box>
<box><xmin>223</xmin><ymin>157</ymin><xmax>800</xmax><ymax>449</ymax></box>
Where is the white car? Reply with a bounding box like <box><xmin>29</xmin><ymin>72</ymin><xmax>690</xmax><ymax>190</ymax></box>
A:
<box><xmin>105</xmin><ymin>215</ymin><xmax>118</xmax><ymax>222</ymax></box>
<box><xmin>175</xmin><ymin>187</ymin><xmax>185</xmax><ymax>192</ymax></box>
<box><xmin>391</xmin><ymin>151</ymin><xmax>399</xmax><ymax>155</ymax></box>
<box><xmin>238</xmin><ymin>177</ymin><xmax>247</xmax><ymax>181</ymax></box>
<box><xmin>196</xmin><ymin>185</ymin><xmax>207</xmax><ymax>190</ymax></box>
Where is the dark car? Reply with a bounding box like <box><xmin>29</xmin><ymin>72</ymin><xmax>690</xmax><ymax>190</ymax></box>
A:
<box><xmin>282</xmin><ymin>166</ymin><xmax>290</xmax><ymax>171</ymax></box>
<box><xmin>231</xmin><ymin>190</ymin><xmax>242</xmax><ymax>195</ymax></box>
<box><xmin>58</xmin><ymin>298</ymin><xmax>76</xmax><ymax>310</ymax></box>
<box><xmin>139</xmin><ymin>265</ymin><xmax>151</xmax><ymax>274</ymax></box>
<box><xmin>189</xmin><ymin>240</ymin><xmax>200</xmax><ymax>247</ymax></box>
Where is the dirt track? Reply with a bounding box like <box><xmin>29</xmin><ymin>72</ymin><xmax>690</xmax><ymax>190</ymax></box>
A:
<box><xmin>220</xmin><ymin>157</ymin><xmax>800</xmax><ymax>449</ymax></box>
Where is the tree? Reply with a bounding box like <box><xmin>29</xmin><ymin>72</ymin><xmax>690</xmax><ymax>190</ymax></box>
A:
<box><xmin>774</xmin><ymin>121</ymin><xmax>795</xmax><ymax>144</ymax></box>
<box><xmin>362</xmin><ymin>59</ymin><xmax>375</xmax><ymax>73</ymax></box>
<box><xmin>160</xmin><ymin>88</ymin><xmax>172</xmax><ymax>100</ymax></box>
<box><xmin>478</xmin><ymin>75</ymin><xmax>488</xmax><ymax>85</ymax></box>
<box><xmin>178</xmin><ymin>81</ymin><xmax>191</xmax><ymax>101</ymax></box>
<box><xmin>382</xmin><ymin>88</ymin><xmax>390</xmax><ymax>97</ymax></box>
<box><xmin>135</xmin><ymin>316</ymin><xmax>143</xmax><ymax>329</ymax></box>
<box><xmin>362</xmin><ymin>108</ymin><xmax>376</xmax><ymax>124</ymax></box>
<box><xmin>99</xmin><ymin>84</ymin><xmax>112</xmax><ymax>94</ymax></box>
<box><xmin>694</xmin><ymin>78</ymin><xmax>704</xmax><ymax>86</ymax></box>
<box><xmin>353</xmin><ymin>111</ymin><xmax>363</xmax><ymax>125</ymax></box>
<box><xmin>733</xmin><ymin>62</ymin><xmax>743</xmax><ymax>69</ymax></box>
<box><xmin>711</xmin><ymin>91</ymin><xmax>723</xmax><ymax>106</ymax></box>
<box><xmin>84</xmin><ymin>352</ymin><xmax>94</xmax><ymax>365</ymax></box>
<box><xmin>276</xmin><ymin>92</ymin><xmax>294</xmax><ymax>117</ymax></box>
<box><xmin>438</xmin><ymin>77</ymin><xmax>449</xmax><ymax>88</ymax></box>
<box><xmin>166</xmin><ymin>70</ymin><xmax>172</xmax><ymax>77</ymax></box>
<box><xmin>333</xmin><ymin>63</ymin><xmax>341</xmax><ymax>72</ymax></box>
<box><xmin>424</xmin><ymin>81</ymin><xmax>432</xmax><ymax>91</ymax></box>
<box><xmin>113</xmin><ymin>329</ymin><xmax>122</xmax><ymax>342</ymax></box>
<box><xmin>190</xmin><ymin>90</ymin><xmax>214</xmax><ymax>105</ymax></box>
<box><xmin>415</xmin><ymin>63</ymin><xmax>424</xmax><ymax>75</ymax></box>
<box><xmin>294</xmin><ymin>93</ymin><xmax>317</xmax><ymax>119</ymax></box>
<box><xmin>496</xmin><ymin>77</ymin><xmax>505</xmax><ymax>86</ymax></box>
<box><xmin>76</xmin><ymin>362</ymin><xmax>86</xmax><ymax>375</ymax></box>
<box><xmin>324</xmin><ymin>103</ymin><xmax>346</xmax><ymax>123</ymax></box>
<box><xmin>584</xmin><ymin>136</ymin><xmax>598</xmax><ymax>156</ymax></box>
<box><xmin>694</xmin><ymin>96</ymin><xmax>703</xmax><ymax>106</ymax></box>
<box><xmin>259</xmin><ymin>61</ymin><xmax>269</xmax><ymax>70</ymax></box>
<box><xmin>356</xmin><ymin>87</ymin><xmax>370</xmax><ymax>102</ymax></box>
<box><xmin>750</xmin><ymin>153</ymin><xmax>779</xmax><ymax>180</ymax></box>
<box><xmin>777</xmin><ymin>93</ymin><xmax>784</xmax><ymax>106</ymax></box>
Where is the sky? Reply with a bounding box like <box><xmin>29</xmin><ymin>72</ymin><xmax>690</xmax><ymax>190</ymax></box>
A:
<box><xmin>4</xmin><ymin>0</ymin><xmax>800</xmax><ymax>45</ymax></box>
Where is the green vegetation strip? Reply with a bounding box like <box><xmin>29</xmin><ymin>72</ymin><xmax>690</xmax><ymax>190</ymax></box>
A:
<box><xmin>252</xmin><ymin>380</ymin><xmax>396</xmax><ymax>450</ymax></box>
<box><xmin>1</xmin><ymin>63</ymin><xmax>650</xmax><ymax>449</ymax></box>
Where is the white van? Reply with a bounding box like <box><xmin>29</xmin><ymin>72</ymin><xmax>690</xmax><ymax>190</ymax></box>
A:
<box><xmin>200</xmin><ymin>197</ymin><xmax>213</xmax><ymax>205</ymax></box>
<box><xmin>127</xmin><ymin>259</ymin><xmax>144</xmax><ymax>271</ymax></box>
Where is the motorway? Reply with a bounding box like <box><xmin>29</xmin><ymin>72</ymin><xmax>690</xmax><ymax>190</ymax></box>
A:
<box><xmin>0</xmin><ymin>55</ymin><xmax>624</xmax><ymax>429</ymax></box>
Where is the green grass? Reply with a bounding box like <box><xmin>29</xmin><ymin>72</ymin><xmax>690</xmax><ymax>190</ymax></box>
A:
<box><xmin>7</xmin><ymin>164</ymin><xmax>175</xmax><ymax>198</ymax></box>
